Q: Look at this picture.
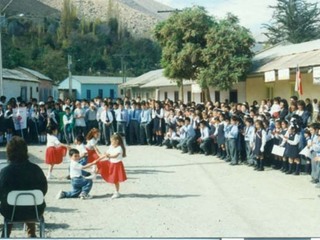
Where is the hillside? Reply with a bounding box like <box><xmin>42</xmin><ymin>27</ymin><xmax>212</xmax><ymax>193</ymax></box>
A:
<box><xmin>27</xmin><ymin>0</ymin><xmax>172</xmax><ymax>38</ymax></box>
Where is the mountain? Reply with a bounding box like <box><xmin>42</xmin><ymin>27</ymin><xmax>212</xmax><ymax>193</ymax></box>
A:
<box><xmin>1</xmin><ymin>0</ymin><xmax>173</xmax><ymax>38</ymax></box>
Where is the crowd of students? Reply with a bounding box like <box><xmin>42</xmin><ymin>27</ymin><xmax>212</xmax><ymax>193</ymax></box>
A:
<box><xmin>1</xmin><ymin>94</ymin><xmax>320</xmax><ymax>183</ymax></box>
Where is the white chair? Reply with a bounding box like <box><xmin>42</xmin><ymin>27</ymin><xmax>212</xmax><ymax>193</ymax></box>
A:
<box><xmin>3</xmin><ymin>190</ymin><xmax>45</xmax><ymax>238</ymax></box>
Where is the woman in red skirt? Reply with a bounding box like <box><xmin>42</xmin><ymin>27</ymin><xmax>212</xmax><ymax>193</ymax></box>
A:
<box><xmin>45</xmin><ymin>125</ymin><xmax>70</xmax><ymax>179</ymax></box>
<box><xmin>85</xmin><ymin>128</ymin><xmax>102</xmax><ymax>179</ymax></box>
<box><xmin>98</xmin><ymin>133</ymin><xmax>127</xmax><ymax>199</ymax></box>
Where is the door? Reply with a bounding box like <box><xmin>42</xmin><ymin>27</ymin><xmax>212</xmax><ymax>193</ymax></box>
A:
<box><xmin>229</xmin><ymin>90</ymin><xmax>238</xmax><ymax>103</ymax></box>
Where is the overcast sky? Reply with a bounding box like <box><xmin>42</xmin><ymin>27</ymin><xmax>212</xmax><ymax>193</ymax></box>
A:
<box><xmin>155</xmin><ymin>0</ymin><xmax>318</xmax><ymax>41</ymax></box>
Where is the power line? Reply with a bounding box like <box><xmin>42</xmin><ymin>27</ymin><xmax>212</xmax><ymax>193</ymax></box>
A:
<box><xmin>1</xmin><ymin>0</ymin><xmax>14</xmax><ymax>13</ymax></box>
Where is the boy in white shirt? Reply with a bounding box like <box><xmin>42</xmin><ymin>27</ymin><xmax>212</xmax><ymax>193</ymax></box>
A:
<box><xmin>57</xmin><ymin>149</ymin><xmax>101</xmax><ymax>200</ymax></box>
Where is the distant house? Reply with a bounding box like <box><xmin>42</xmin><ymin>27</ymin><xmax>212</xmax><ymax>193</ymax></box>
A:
<box><xmin>120</xmin><ymin>69</ymin><xmax>246</xmax><ymax>103</ymax></box>
<box><xmin>2</xmin><ymin>69</ymin><xmax>39</xmax><ymax>102</ymax></box>
<box><xmin>18</xmin><ymin>67</ymin><xmax>54</xmax><ymax>101</ymax></box>
<box><xmin>58</xmin><ymin>75</ymin><xmax>131</xmax><ymax>100</ymax></box>
<box><xmin>246</xmin><ymin>39</ymin><xmax>320</xmax><ymax>103</ymax></box>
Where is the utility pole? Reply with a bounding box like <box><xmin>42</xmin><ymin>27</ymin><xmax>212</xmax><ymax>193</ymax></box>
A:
<box><xmin>114</xmin><ymin>53</ymin><xmax>131</xmax><ymax>83</ymax></box>
<box><xmin>68</xmin><ymin>54</ymin><xmax>73</xmax><ymax>99</ymax></box>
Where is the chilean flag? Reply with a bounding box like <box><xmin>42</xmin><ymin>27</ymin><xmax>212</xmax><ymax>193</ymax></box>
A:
<box><xmin>295</xmin><ymin>65</ymin><xmax>303</xmax><ymax>95</ymax></box>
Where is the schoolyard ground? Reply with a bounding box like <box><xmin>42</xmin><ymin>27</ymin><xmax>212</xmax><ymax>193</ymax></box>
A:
<box><xmin>0</xmin><ymin>144</ymin><xmax>320</xmax><ymax>238</ymax></box>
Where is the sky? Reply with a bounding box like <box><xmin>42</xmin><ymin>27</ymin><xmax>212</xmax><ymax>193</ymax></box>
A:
<box><xmin>154</xmin><ymin>0</ymin><xmax>318</xmax><ymax>41</ymax></box>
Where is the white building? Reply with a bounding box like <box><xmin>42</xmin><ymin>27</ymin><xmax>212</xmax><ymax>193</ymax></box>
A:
<box><xmin>2</xmin><ymin>69</ymin><xmax>39</xmax><ymax>102</ymax></box>
<box><xmin>120</xmin><ymin>69</ymin><xmax>246</xmax><ymax>103</ymax></box>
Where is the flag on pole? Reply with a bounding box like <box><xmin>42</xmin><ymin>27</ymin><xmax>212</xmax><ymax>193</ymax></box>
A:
<box><xmin>295</xmin><ymin>65</ymin><xmax>303</xmax><ymax>95</ymax></box>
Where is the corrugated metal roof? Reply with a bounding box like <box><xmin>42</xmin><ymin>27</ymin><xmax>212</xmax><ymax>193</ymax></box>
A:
<box><xmin>19</xmin><ymin>67</ymin><xmax>52</xmax><ymax>81</ymax></box>
<box><xmin>140</xmin><ymin>77</ymin><xmax>193</xmax><ymax>88</ymax></box>
<box><xmin>252</xmin><ymin>39</ymin><xmax>320</xmax><ymax>73</ymax></box>
<box><xmin>3</xmin><ymin>69</ymin><xmax>38</xmax><ymax>82</ymax></box>
<box><xmin>120</xmin><ymin>69</ymin><xmax>164</xmax><ymax>87</ymax></box>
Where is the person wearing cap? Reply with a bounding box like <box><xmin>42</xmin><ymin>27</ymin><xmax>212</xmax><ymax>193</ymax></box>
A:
<box><xmin>85</xmin><ymin>101</ymin><xmax>99</xmax><ymax>133</ymax></box>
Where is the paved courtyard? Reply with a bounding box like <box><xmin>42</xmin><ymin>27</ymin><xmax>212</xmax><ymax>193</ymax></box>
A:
<box><xmin>0</xmin><ymin>144</ymin><xmax>320</xmax><ymax>238</ymax></box>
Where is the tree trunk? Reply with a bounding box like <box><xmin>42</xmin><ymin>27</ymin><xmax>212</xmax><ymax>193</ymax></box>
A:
<box><xmin>203</xmin><ymin>86</ymin><xmax>211</xmax><ymax>102</ymax></box>
<box><xmin>178</xmin><ymin>79</ymin><xmax>184</xmax><ymax>103</ymax></box>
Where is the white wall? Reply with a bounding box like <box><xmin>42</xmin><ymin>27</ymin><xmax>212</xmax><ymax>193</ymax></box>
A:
<box><xmin>3</xmin><ymin>79</ymin><xmax>39</xmax><ymax>102</ymax></box>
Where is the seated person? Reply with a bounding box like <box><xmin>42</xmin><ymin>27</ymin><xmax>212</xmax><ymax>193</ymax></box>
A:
<box><xmin>0</xmin><ymin>136</ymin><xmax>47</xmax><ymax>238</ymax></box>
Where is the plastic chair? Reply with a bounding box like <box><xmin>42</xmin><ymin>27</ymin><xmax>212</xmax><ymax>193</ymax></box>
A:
<box><xmin>3</xmin><ymin>190</ymin><xmax>45</xmax><ymax>238</ymax></box>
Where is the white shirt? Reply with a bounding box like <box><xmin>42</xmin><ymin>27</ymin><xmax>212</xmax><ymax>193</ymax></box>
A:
<box><xmin>86</xmin><ymin>138</ymin><xmax>98</xmax><ymax>150</ymax></box>
<box><xmin>100</xmin><ymin>110</ymin><xmax>114</xmax><ymax>124</ymax></box>
<box><xmin>107</xmin><ymin>145</ymin><xmax>123</xmax><ymax>163</ymax></box>
<box><xmin>73</xmin><ymin>108</ymin><xmax>86</xmax><ymax>127</ymax></box>
<box><xmin>69</xmin><ymin>160</ymin><xmax>83</xmax><ymax>178</ymax></box>
<box><xmin>46</xmin><ymin>134</ymin><xmax>60</xmax><ymax>147</ymax></box>
<box><xmin>76</xmin><ymin>143</ymin><xmax>88</xmax><ymax>158</ymax></box>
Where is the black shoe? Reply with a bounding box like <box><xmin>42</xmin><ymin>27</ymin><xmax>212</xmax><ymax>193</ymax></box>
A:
<box><xmin>230</xmin><ymin>163</ymin><xmax>238</xmax><ymax>166</ymax></box>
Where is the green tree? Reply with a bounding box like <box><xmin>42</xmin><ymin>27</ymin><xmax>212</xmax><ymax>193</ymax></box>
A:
<box><xmin>263</xmin><ymin>0</ymin><xmax>320</xmax><ymax>44</ymax></box>
<box><xmin>197</xmin><ymin>14</ymin><xmax>254</xmax><ymax>95</ymax></box>
<box><xmin>154</xmin><ymin>6</ymin><xmax>214</xmax><ymax>102</ymax></box>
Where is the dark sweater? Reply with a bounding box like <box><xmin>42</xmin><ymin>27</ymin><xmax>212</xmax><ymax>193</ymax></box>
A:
<box><xmin>0</xmin><ymin>160</ymin><xmax>47</xmax><ymax>220</ymax></box>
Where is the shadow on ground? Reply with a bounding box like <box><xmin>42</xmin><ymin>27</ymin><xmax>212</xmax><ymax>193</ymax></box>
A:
<box><xmin>121</xmin><ymin>193</ymin><xmax>200</xmax><ymax>199</ymax></box>
<box><xmin>126</xmin><ymin>169</ymin><xmax>175</xmax><ymax>175</ymax></box>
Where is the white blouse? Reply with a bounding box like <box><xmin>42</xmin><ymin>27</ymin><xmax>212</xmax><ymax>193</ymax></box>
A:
<box><xmin>107</xmin><ymin>145</ymin><xmax>123</xmax><ymax>163</ymax></box>
<box><xmin>47</xmin><ymin>134</ymin><xmax>60</xmax><ymax>147</ymax></box>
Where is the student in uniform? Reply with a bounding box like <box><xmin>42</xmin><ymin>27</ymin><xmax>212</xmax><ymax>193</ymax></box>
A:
<box><xmin>139</xmin><ymin>101</ymin><xmax>152</xmax><ymax>145</ymax></box>
<box><xmin>115</xmin><ymin>101</ymin><xmax>128</xmax><ymax>137</ymax></box>
<box><xmin>243</xmin><ymin>117</ymin><xmax>255</xmax><ymax>166</ymax></box>
<box><xmin>310</xmin><ymin>123</ymin><xmax>320</xmax><ymax>183</ymax></box>
<box><xmin>128</xmin><ymin>102</ymin><xmax>141</xmax><ymax>145</ymax></box>
<box><xmin>45</xmin><ymin>125</ymin><xmax>70</xmax><ymax>179</ymax></box>
<box><xmin>216</xmin><ymin>114</ymin><xmax>227</xmax><ymax>159</ymax></box>
<box><xmin>181</xmin><ymin>117</ymin><xmax>196</xmax><ymax>154</ymax></box>
<box><xmin>282</xmin><ymin>125</ymin><xmax>301</xmax><ymax>175</ymax></box>
<box><xmin>224</xmin><ymin>116</ymin><xmax>239</xmax><ymax>165</ymax></box>
<box><xmin>198</xmin><ymin>120</ymin><xmax>211</xmax><ymax>155</ymax></box>
<box><xmin>253</xmin><ymin>120</ymin><xmax>267</xmax><ymax>171</ymax></box>
<box><xmin>100</xmin><ymin>102</ymin><xmax>114</xmax><ymax>146</ymax></box>
<box><xmin>152</xmin><ymin>101</ymin><xmax>165</xmax><ymax>146</ymax></box>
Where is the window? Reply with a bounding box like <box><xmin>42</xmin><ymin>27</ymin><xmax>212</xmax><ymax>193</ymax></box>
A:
<box><xmin>215</xmin><ymin>91</ymin><xmax>220</xmax><ymax>102</ymax></box>
<box><xmin>20</xmin><ymin>87</ymin><xmax>27</xmax><ymax>102</ymax></box>
<box><xmin>146</xmin><ymin>92</ymin><xmax>149</xmax><ymax>100</ymax></box>
<box><xmin>266</xmin><ymin>86</ymin><xmax>274</xmax><ymax>99</ymax></box>
<box><xmin>87</xmin><ymin>90</ymin><xmax>91</xmax><ymax>100</ymax></box>
<box><xmin>187</xmin><ymin>91</ymin><xmax>192</xmax><ymax>102</ymax></box>
<box><xmin>110</xmin><ymin>89</ymin><xmax>115</xmax><ymax>99</ymax></box>
<box><xmin>164</xmin><ymin>92</ymin><xmax>168</xmax><ymax>100</ymax></box>
<box><xmin>98</xmin><ymin>89</ymin><xmax>103</xmax><ymax>98</ymax></box>
<box><xmin>120</xmin><ymin>89</ymin><xmax>124</xmax><ymax>95</ymax></box>
<box><xmin>30</xmin><ymin>87</ymin><xmax>33</xmax><ymax>99</ymax></box>
<box><xmin>174</xmin><ymin>91</ymin><xmax>179</xmax><ymax>102</ymax></box>
<box><xmin>229</xmin><ymin>90</ymin><xmax>238</xmax><ymax>103</ymax></box>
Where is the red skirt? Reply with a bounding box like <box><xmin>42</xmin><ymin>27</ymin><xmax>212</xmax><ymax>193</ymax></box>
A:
<box><xmin>87</xmin><ymin>148</ymin><xmax>99</xmax><ymax>163</ymax></box>
<box><xmin>45</xmin><ymin>146</ymin><xmax>67</xmax><ymax>165</ymax></box>
<box><xmin>97</xmin><ymin>161</ymin><xmax>127</xmax><ymax>184</ymax></box>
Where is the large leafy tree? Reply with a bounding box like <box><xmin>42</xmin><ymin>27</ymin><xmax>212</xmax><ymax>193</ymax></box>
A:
<box><xmin>198</xmin><ymin>14</ymin><xmax>254</xmax><ymax>94</ymax></box>
<box><xmin>154</xmin><ymin>8</ymin><xmax>254</xmax><ymax>102</ymax></box>
<box><xmin>154</xmin><ymin>7</ymin><xmax>215</xmax><ymax>101</ymax></box>
<box><xmin>263</xmin><ymin>0</ymin><xmax>320</xmax><ymax>44</ymax></box>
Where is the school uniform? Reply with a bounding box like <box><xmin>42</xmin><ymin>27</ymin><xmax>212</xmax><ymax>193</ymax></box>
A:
<box><xmin>253</xmin><ymin>129</ymin><xmax>266</xmax><ymax>170</ymax></box>
<box><xmin>97</xmin><ymin>145</ymin><xmax>127</xmax><ymax>184</ymax></box>
<box><xmin>85</xmin><ymin>108</ymin><xmax>98</xmax><ymax>132</ymax></box>
<box><xmin>284</xmin><ymin>132</ymin><xmax>301</xmax><ymax>174</ymax></box>
<box><xmin>199</xmin><ymin>126</ymin><xmax>211</xmax><ymax>155</ymax></box>
<box><xmin>0</xmin><ymin>109</ymin><xmax>5</xmax><ymax>144</ymax></box>
<box><xmin>60</xmin><ymin>160</ymin><xmax>93</xmax><ymax>198</ymax></box>
<box><xmin>128</xmin><ymin>108</ymin><xmax>141</xmax><ymax>145</ymax></box>
<box><xmin>45</xmin><ymin>134</ymin><xmax>67</xmax><ymax>165</ymax></box>
<box><xmin>139</xmin><ymin>108</ymin><xmax>151</xmax><ymax>145</ymax></box>
<box><xmin>224</xmin><ymin>124</ymin><xmax>239</xmax><ymax>165</ymax></box>
<box><xmin>244</xmin><ymin>125</ymin><xmax>255</xmax><ymax>165</ymax></box>
<box><xmin>174</xmin><ymin>127</ymin><xmax>186</xmax><ymax>149</ymax></box>
<box><xmin>115</xmin><ymin>108</ymin><xmax>129</xmax><ymax>136</ymax></box>
<box><xmin>216</xmin><ymin>122</ymin><xmax>226</xmax><ymax>158</ymax></box>
<box><xmin>63</xmin><ymin>113</ymin><xmax>74</xmax><ymax>144</ymax></box>
<box><xmin>86</xmin><ymin>138</ymin><xmax>99</xmax><ymax>163</ymax></box>
<box><xmin>311</xmin><ymin>135</ymin><xmax>320</xmax><ymax>183</ymax></box>
<box><xmin>73</xmin><ymin>108</ymin><xmax>86</xmax><ymax>137</ymax></box>
<box><xmin>100</xmin><ymin>110</ymin><xmax>114</xmax><ymax>145</ymax></box>
<box><xmin>181</xmin><ymin>124</ymin><xmax>196</xmax><ymax>154</ymax></box>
